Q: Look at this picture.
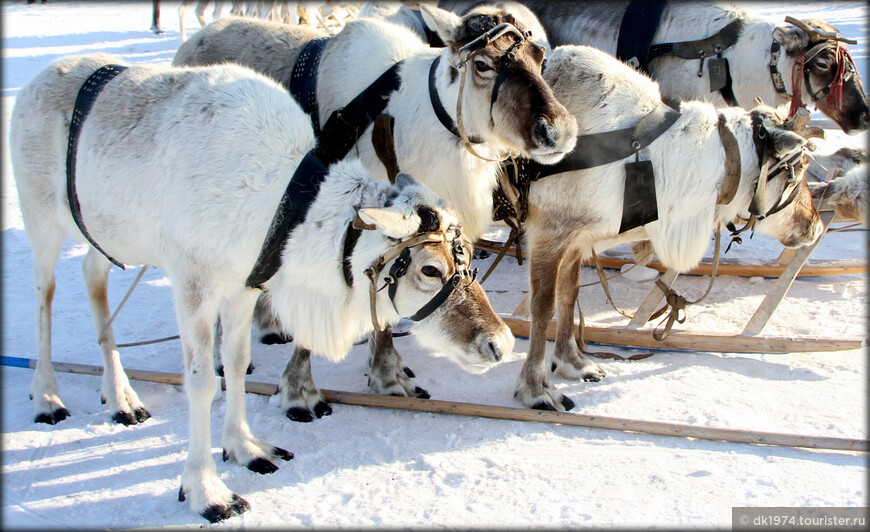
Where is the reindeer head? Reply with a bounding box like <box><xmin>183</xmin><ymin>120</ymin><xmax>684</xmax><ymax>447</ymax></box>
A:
<box><xmin>772</xmin><ymin>17</ymin><xmax>868</xmax><ymax>134</ymax></box>
<box><xmin>737</xmin><ymin>106</ymin><xmax>824</xmax><ymax>247</ymax></box>
<box><xmin>358</xmin><ymin>173</ymin><xmax>514</xmax><ymax>371</ymax></box>
<box><xmin>421</xmin><ymin>4</ymin><xmax>577</xmax><ymax>163</ymax></box>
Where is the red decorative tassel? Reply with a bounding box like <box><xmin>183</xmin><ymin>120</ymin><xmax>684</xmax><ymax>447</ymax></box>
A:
<box><xmin>827</xmin><ymin>45</ymin><xmax>848</xmax><ymax>109</ymax></box>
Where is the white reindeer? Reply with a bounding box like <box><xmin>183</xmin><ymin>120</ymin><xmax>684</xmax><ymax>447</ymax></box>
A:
<box><xmin>511</xmin><ymin>45</ymin><xmax>823</xmax><ymax>410</ymax></box>
<box><xmin>505</xmin><ymin>1</ymin><xmax>869</xmax><ymax>134</ymax></box>
<box><xmin>174</xmin><ymin>4</ymin><xmax>577</xmax><ymax>406</ymax></box>
<box><xmin>10</xmin><ymin>52</ymin><xmax>512</xmax><ymax>521</ymax></box>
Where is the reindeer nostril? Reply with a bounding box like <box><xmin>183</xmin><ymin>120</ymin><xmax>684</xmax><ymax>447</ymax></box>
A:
<box><xmin>533</xmin><ymin>118</ymin><xmax>557</xmax><ymax>149</ymax></box>
<box><xmin>487</xmin><ymin>340</ymin><xmax>502</xmax><ymax>362</ymax></box>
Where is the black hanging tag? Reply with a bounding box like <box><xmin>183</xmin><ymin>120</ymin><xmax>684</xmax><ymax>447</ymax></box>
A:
<box><xmin>708</xmin><ymin>57</ymin><xmax>729</xmax><ymax>92</ymax></box>
<box><xmin>619</xmin><ymin>160</ymin><xmax>658</xmax><ymax>234</ymax></box>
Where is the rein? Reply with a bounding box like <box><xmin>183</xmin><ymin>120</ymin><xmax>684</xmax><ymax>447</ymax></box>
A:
<box><xmin>361</xmin><ymin>223</ymin><xmax>477</xmax><ymax>332</ymax></box>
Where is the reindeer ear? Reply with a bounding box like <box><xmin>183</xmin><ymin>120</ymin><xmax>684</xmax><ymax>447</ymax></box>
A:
<box><xmin>420</xmin><ymin>4</ymin><xmax>462</xmax><ymax>45</ymax></box>
<box><xmin>357</xmin><ymin>207</ymin><xmax>421</xmax><ymax>239</ymax></box>
<box><xmin>773</xmin><ymin>24</ymin><xmax>810</xmax><ymax>53</ymax></box>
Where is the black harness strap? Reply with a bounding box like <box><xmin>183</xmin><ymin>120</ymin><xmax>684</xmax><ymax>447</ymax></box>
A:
<box><xmin>315</xmin><ymin>60</ymin><xmax>405</xmax><ymax>165</ymax></box>
<box><xmin>616</xmin><ymin>0</ymin><xmax>668</xmax><ymax>73</ymax></box>
<box><xmin>617</xmin><ymin>0</ymin><xmax>744</xmax><ymax>107</ymax></box>
<box><xmin>646</xmin><ymin>19</ymin><xmax>744</xmax><ymax>63</ymax></box>
<box><xmin>428</xmin><ymin>55</ymin><xmax>484</xmax><ymax>144</ymax></box>
<box><xmin>341</xmin><ymin>223</ymin><xmax>363</xmax><ymax>287</ymax></box>
<box><xmin>66</xmin><ymin>64</ymin><xmax>129</xmax><ymax>269</ymax></box>
<box><xmin>289</xmin><ymin>37</ymin><xmax>330</xmax><ymax>133</ymax></box>
<box><xmin>245</xmin><ymin>152</ymin><xmax>329</xmax><ymax>289</ymax></box>
<box><xmin>248</xmin><ymin>59</ymin><xmax>405</xmax><ymax>288</ymax></box>
<box><xmin>522</xmin><ymin>102</ymin><xmax>681</xmax><ymax>180</ymax></box>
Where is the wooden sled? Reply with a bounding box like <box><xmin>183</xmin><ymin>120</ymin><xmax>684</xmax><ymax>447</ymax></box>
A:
<box><xmin>475</xmin><ymin>238</ymin><xmax>867</xmax><ymax>278</ymax></box>
<box><xmin>491</xmin><ymin>174</ymin><xmax>866</xmax><ymax>352</ymax></box>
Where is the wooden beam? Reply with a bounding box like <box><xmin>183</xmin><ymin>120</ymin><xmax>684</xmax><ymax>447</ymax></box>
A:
<box><xmin>4</xmin><ymin>357</ymin><xmax>866</xmax><ymax>453</ymax></box>
<box><xmin>502</xmin><ymin>317</ymin><xmax>864</xmax><ymax>354</ymax></box>
<box><xmin>742</xmin><ymin>211</ymin><xmax>837</xmax><ymax>336</ymax></box>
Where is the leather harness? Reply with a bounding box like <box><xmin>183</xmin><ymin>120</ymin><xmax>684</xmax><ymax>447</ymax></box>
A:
<box><xmin>66</xmin><ymin>64</ymin><xmax>129</xmax><ymax>269</ymax></box>
<box><xmin>616</xmin><ymin>0</ymin><xmax>745</xmax><ymax>107</ymax></box>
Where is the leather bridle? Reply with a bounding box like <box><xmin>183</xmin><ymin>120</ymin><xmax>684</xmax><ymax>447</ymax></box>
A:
<box><xmin>359</xmin><ymin>219</ymin><xmax>477</xmax><ymax>332</ymax></box>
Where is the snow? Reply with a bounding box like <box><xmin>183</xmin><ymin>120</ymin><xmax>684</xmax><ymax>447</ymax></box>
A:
<box><xmin>1</xmin><ymin>1</ymin><xmax>867</xmax><ymax>529</ymax></box>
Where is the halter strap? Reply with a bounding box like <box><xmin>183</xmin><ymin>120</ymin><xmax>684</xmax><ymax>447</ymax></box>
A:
<box><xmin>428</xmin><ymin>55</ymin><xmax>483</xmax><ymax>144</ymax></box>
<box><xmin>67</xmin><ymin>64</ymin><xmax>129</xmax><ymax>269</ymax></box>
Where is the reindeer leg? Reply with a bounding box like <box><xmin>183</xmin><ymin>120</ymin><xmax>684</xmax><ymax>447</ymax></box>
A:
<box><xmin>367</xmin><ymin>327</ymin><xmax>430</xmax><ymax>399</ymax></box>
<box><xmin>83</xmin><ymin>250</ymin><xmax>150</xmax><ymax>425</ymax></box>
<box><xmin>551</xmin><ymin>250</ymin><xmax>606</xmax><ymax>382</ymax></box>
<box><xmin>279</xmin><ymin>346</ymin><xmax>332</xmax><ymax>422</ymax></box>
<box><xmin>515</xmin><ymin>244</ymin><xmax>574</xmax><ymax>411</ymax></box>
<box><xmin>219</xmin><ymin>290</ymin><xmax>293</xmax><ymax>471</ymax></box>
<box><xmin>28</xmin><ymin>223</ymin><xmax>69</xmax><ymax>424</ymax></box>
<box><xmin>172</xmin><ymin>275</ymin><xmax>250</xmax><ymax>522</ymax></box>
<box><xmin>253</xmin><ymin>291</ymin><xmax>292</xmax><ymax>345</ymax></box>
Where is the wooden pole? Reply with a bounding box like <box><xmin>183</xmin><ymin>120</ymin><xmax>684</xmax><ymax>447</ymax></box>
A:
<box><xmin>502</xmin><ymin>317</ymin><xmax>864</xmax><ymax>353</ymax></box>
<box><xmin>4</xmin><ymin>357</ymin><xmax>866</xmax><ymax>453</ymax></box>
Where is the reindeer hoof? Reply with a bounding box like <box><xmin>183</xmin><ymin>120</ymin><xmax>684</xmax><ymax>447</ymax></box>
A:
<box><xmin>260</xmin><ymin>332</ymin><xmax>292</xmax><ymax>345</ymax></box>
<box><xmin>559</xmin><ymin>394</ymin><xmax>575</xmax><ymax>411</ymax></box>
<box><xmin>402</xmin><ymin>366</ymin><xmax>416</xmax><ymax>378</ymax></box>
<box><xmin>246</xmin><ymin>457</ymin><xmax>278</xmax><ymax>475</ymax></box>
<box><xmin>112</xmin><ymin>410</ymin><xmax>140</xmax><ymax>426</ymax></box>
<box><xmin>413</xmin><ymin>387</ymin><xmax>430</xmax><ymax>399</ymax></box>
<box><xmin>201</xmin><ymin>494</ymin><xmax>250</xmax><ymax>523</ymax></box>
<box><xmin>273</xmin><ymin>446</ymin><xmax>294</xmax><ymax>461</ymax></box>
<box><xmin>34</xmin><ymin>407</ymin><xmax>70</xmax><ymax>425</ymax></box>
<box><xmin>134</xmin><ymin>407</ymin><xmax>151</xmax><ymax>423</ymax></box>
<box><xmin>531</xmin><ymin>401</ymin><xmax>557</xmax><ymax>411</ymax></box>
<box><xmin>313</xmin><ymin>401</ymin><xmax>332</xmax><ymax>419</ymax></box>
<box><xmin>285</xmin><ymin>407</ymin><xmax>314</xmax><ymax>423</ymax></box>
<box><xmin>582</xmin><ymin>369</ymin><xmax>605</xmax><ymax>382</ymax></box>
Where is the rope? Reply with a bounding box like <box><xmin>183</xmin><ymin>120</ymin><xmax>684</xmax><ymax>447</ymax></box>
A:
<box><xmin>98</xmin><ymin>265</ymin><xmax>180</xmax><ymax>349</ymax></box>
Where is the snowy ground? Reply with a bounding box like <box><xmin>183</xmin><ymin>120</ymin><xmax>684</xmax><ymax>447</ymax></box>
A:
<box><xmin>1</xmin><ymin>1</ymin><xmax>867</xmax><ymax>529</ymax></box>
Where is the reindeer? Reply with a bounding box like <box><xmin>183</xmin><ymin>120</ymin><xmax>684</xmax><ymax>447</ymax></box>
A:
<box><xmin>174</xmin><ymin>4</ymin><xmax>577</xmax><ymax>409</ymax></box>
<box><xmin>506</xmin><ymin>45</ymin><xmax>823</xmax><ymax>410</ymax></box>
<box><xmin>505</xmin><ymin>1</ymin><xmax>869</xmax><ymax>134</ymax></box>
<box><xmin>10</xmin><ymin>53</ymin><xmax>512</xmax><ymax>521</ymax></box>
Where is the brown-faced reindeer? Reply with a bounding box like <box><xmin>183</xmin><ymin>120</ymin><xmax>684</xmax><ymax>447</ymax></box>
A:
<box><xmin>509</xmin><ymin>44</ymin><xmax>823</xmax><ymax>410</ymax></box>
<box><xmin>174</xmin><ymin>4</ymin><xmax>577</xmax><ymax>416</ymax></box>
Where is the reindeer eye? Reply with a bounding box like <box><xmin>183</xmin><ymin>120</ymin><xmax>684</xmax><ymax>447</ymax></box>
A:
<box><xmin>421</xmin><ymin>265</ymin><xmax>442</xmax><ymax>278</ymax></box>
<box><xmin>474</xmin><ymin>60</ymin><xmax>493</xmax><ymax>73</ymax></box>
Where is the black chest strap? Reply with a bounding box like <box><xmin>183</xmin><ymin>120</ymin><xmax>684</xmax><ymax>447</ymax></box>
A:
<box><xmin>522</xmin><ymin>102</ymin><xmax>681</xmax><ymax>180</ymax></box>
<box><xmin>66</xmin><ymin>64</ymin><xmax>129</xmax><ymax>269</ymax></box>
<box><xmin>245</xmin><ymin>151</ymin><xmax>329</xmax><ymax>289</ymax></box>
<box><xmin>315</xmin><ymin>60</ymin><xmax>405</xmax><ymax>165</ymax></box>
<box><xmin>616</xmin><ymin>0</ymin><xmax>668</xmax><ymax>73</ymax></box>
<box><xmin>289</xmin><ymin>37</ymin><xmax>330</xmax><ymax>133</ymax></box>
